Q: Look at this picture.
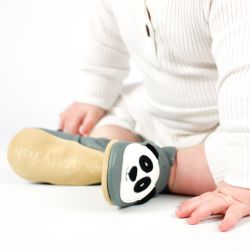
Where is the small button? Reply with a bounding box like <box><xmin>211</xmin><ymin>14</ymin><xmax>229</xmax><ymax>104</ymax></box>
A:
<box><xmin>145</xmin><ymin>24</ymin><xmax>150</xmax><ymax>37</ymax></box>
<box><xmin>146</xmin><ymin>7</ymin><xmax>151</xmax><ymax>21</ymax></box>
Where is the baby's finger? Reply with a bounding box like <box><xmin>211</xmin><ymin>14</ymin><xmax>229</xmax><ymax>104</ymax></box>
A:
<box><xmin>176</xmin><ymin>192</ymin><xmax>216</xmax><ymax>218</ymax></box>
<box><xmin>80</xmin><ymin>112</ymin><xmax>98</xmax><ymax>135</ymax></box>
<box><xmin>179</xmin><ymin>192</ymin><xmax>213</xmax><ymax>207</ymax></box>
<box><xmin>178</xmin><ymin>200</ymin><xmax>188</xmax><ymax>209</ymax></box>
<box><xmin>187</xmin><ymin>201</ymin><xmax>214</xmax><ymax>224</ymax></box>
<box><xmin>178</xmin><ymin>195</ymin><xmax>202</xmax><ymax>207</ymax></box>
<box><xmin>64</xmin><ymin>115</ymin><xmax>84</xmax><ymax>135</ymax></box>
<box><xmin>219</xmin><ymin>203</ymin><xmax>248</xmax><ymax>232</ymax></box>
<box><xmin>176</xmin><ymin>196</ymin><xmax>204</xmax><ymax>218</ymax></box>
<box><xmin>187</xmin><ymin>195</ymin><xmax>228</xmax><ymax>224</ymax></box>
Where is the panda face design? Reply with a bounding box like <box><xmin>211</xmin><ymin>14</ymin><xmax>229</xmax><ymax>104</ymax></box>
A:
<box><xmin>120</xmin><ymin>143</ymin><xmax>160</xmax><ymax>203</ymax></box>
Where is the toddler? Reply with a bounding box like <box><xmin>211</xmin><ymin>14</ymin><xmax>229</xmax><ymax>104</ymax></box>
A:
<box><xmin>7</xmin><ymin>0</ymin><xmax>250</xmax><ymax>231</ymax></box>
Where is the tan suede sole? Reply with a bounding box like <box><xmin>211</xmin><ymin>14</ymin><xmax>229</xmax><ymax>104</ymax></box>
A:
<box><xmin>7</xmin><ymin>128</ymin><xmax>104</xmax><ymax>185</ymax></box>
<box><xmin>101</xmin><ymin>140</ymin><xmax>118</xmax><ymax>205</ymax></box>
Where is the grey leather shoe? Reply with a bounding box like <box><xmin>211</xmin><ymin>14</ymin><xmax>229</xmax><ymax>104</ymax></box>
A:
<box><xmin>7</xmin><ymin>128</ymin><xmax>110</xmax><ymax>185</ymax></box>
<box><xmin>102</xmin><ymin>140</ymin><xmax>177</xmax><ymax>207</ymax></box>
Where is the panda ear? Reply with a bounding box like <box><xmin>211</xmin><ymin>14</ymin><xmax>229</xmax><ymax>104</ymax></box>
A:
<box><xmin>146</xmin><ymin>143</ymin><xmax>159</xmax><ymax>159</ymax></box>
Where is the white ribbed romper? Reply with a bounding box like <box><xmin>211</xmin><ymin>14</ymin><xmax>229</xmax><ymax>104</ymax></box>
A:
<box><xmin>77</xmin><ymin>0</ymin><xmax>250</xmax><ymax>188</ymax></box>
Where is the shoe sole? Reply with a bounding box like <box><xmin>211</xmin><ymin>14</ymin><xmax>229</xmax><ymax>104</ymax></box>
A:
<box><xmin>7</xmin><ymin>128</ymin><xmax>103</xmax><ymax>185</ymax></box>
<box><xmin>101</xmin><ymin>139</ymin><xmax>119</xmax><ymax>205</ymax></box>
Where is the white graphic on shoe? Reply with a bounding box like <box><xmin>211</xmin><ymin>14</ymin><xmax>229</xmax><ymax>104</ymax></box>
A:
<box><xmin>120</xmin><ymin>143</ymin><xmax>160</xmax><ymax>203</ymax></box>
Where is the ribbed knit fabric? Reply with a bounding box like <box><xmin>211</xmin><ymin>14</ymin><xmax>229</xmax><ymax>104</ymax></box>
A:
<box><xmin>78</xmin><ymin>0</ymin><xmax>250</xmax><ymax>188</ymax></box>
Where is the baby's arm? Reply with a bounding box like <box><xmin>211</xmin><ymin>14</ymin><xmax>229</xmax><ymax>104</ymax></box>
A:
<box><xmin>167</xmin><ymin>144</ymin><xmax>250</xmax><ymax>232</ymax></box>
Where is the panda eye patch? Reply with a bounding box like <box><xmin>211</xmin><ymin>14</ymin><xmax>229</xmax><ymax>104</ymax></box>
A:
<box><xmin>128</xmin><ymin>166</ymin><xmax>137</xmax><ymax>182</ymax></box>
<box><xmin>139</xmin><ymin>155</ymin><xmax>153</xmax><ymax>173</ymax></box>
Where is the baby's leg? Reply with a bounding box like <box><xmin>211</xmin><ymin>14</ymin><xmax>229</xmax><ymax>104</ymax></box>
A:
<box><xmin>90</xmin><ymin>125</ymin><xmax>142</xmax><ymax>142</ymax></box>
<box><xmin>93</xmin><ymin>126</ymin><xmax>215</xmax><ymax>196</ymax></box>
<box><xmin>168</xmin><ymin>143</ymin><xmax>216</xmax><ymax>196</ymax></box>
<box><xmin>7</xmin><ymin>124</ymin><xmax>141</xmax><ymax>185</ymax></box>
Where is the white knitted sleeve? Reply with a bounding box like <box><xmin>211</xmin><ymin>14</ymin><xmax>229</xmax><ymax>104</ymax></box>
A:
<box><xmin>77</xmin><ymin>0</ymin><xmax>130</xmax><ymax>110</ymax></box>
<box><xmin>206</xmin><ymin>0</ymin><xmax>250</xmax><ymax>188</ymax></box>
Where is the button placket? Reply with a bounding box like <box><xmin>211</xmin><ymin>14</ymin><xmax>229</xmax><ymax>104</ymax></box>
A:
<box><xmin>144</xmin><ymin>0</ymin><xmax>158</xmax><ymax>63</ymax></box>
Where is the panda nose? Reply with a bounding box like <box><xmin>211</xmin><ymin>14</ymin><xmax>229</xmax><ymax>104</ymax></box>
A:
<box><xmin>134</xmin><ymin>177</ymin><xmax>151</xmax><ymax>193</ymax></box>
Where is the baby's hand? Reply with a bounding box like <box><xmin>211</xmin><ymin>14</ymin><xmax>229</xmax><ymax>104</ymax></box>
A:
<box><xmin>59</xmin><ymin>102</ymin><xmax>107</xmax><ymax>135</ymax></box>
<box><xmin>176</xmin><ymin>181</ymin><xmax>250</xmax><ymax>232</ymax></box>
